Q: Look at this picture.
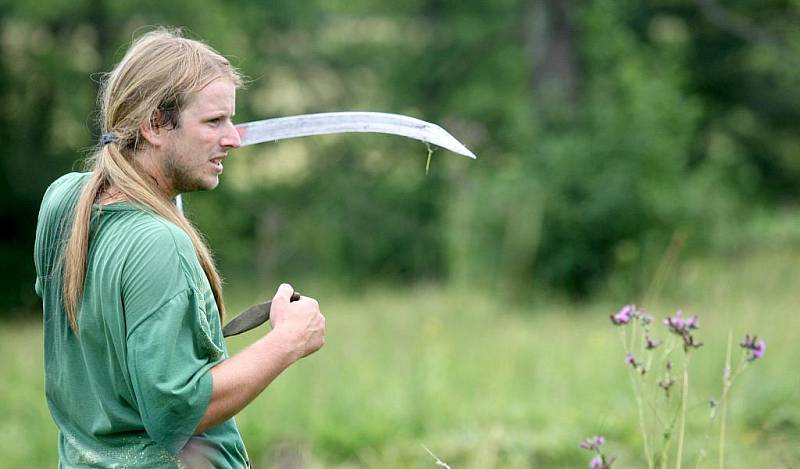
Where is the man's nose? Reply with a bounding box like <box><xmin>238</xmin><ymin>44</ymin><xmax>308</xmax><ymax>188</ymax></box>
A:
<box><xmin>221</xmin><ymin>121</ymin><xmax>242</xmax><ymax>148</ymax></box>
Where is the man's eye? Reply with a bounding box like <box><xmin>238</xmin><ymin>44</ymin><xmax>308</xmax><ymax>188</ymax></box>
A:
<box><xmin>208</xmin><ymin>117</ymin><xmax>223</xmax><ymax>125</ymax></box>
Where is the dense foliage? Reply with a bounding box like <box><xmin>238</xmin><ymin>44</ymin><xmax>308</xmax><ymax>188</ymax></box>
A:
<box><xmin>4</xmin><ymin>0</ymin><xmax>800</xmax><ymax>313</ymax></box>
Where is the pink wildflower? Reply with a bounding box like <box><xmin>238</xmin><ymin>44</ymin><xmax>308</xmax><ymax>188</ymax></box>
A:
<box><xmin>753</xmin><ymin>340</ymin><xmax>766</xmax><ymax>360</ymax></box>
<box><xmin>625</xmin><ymin>353</ymin><xmax>637</xmax><ymax>366</ymax></box>
<box><xmin>645</xmin><ymin>335</ymin><xmax>661</xmax><ymax>350</ymax></box>
<box><xmin>611</xmin><ymin>305</ymin><xmax>635</xmax><ymax>325</ymax></box>
<box><xmin>580</xmin><ymin>435</ymin><xmax>605</xmax><ymax>451</ymax></box>
<box><xmin>664</xmin><ymin>310</ymin><xmax>703</xmax><ymax>352</ymax></box>
<box><xmin>740</xmin><ymin>334</ymin><xmax>766</xmax><ymax>361</ymax></box>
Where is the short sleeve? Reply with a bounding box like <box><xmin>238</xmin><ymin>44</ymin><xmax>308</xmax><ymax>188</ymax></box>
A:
<box><xmin>126</xmin><ymin>287</ymin><xmax>221</xmax><ymax>453</ymax></box>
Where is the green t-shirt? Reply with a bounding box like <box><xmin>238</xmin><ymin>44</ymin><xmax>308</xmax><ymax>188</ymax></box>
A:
<box><xmin>34</xmin><ymin>173</ymin><xmax>249</xmax><ymax>468</ymax></box>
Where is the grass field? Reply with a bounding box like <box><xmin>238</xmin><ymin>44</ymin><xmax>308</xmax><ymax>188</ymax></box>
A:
<box><xmin>2</xmin><ymin>248</ymin><xmax>799</xmax><ymax>467</ymax></box>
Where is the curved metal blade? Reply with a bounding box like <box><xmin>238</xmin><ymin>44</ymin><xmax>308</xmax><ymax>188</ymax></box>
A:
<box><xmin>223</xmin><ymin>302</ymin><xmax>271</xmax><ymax>337</ymax></box>
<box><xmin>223</xmin><ymin>291</ymin><xmax>302</xmax><ymax>338</ymax></box>
<box><xmin>235</xmin><ymin>112</ymin><xmax>476</xmax><ymax>159</ymax></box>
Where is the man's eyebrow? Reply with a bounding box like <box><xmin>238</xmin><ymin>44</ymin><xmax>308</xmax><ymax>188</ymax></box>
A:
<box><xmin>203</xmin><ymin>110</ymin><xmax>233</xmax><ymax>118</ymax></box>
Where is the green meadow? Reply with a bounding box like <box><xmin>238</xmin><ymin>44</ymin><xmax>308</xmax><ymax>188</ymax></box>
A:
<box><xmin>4</xmin><ymin>3</ymin><xmax>800</xmax><ymax>467</ymax></box>
<box><xmin>3</xmin><ymin>248</ymin><xmax>798</xmax><ymax>468</ymax></box>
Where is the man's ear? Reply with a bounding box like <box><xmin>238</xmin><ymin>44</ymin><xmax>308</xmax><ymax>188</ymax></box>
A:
<box><xmin>139</xmin><ymin>113</ymin><xmax>166</xmax><ymax>147</ymax></box>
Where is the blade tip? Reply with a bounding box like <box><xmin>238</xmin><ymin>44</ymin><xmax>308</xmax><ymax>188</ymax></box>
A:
<box><xmin>457</xmin><ymin>147</ymin><xmax>477</xmax><ymax>159</ymax></box>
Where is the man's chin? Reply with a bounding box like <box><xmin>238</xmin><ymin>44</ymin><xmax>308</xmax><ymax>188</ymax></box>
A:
<box><xmin>176</xmin><ymin>177</ymin><xmax>220</xmax><ymax>194</ymax></box>
<box><xmin>203</xmin><ymin>178</ymin><xmax>221</xmax><ymax>191</ymax></box>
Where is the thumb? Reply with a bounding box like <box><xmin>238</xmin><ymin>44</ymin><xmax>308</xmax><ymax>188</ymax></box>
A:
<box><xmin>272</xmin><ymin>283</ymin><xmax>295</xmax><ymax>305</ymax></box>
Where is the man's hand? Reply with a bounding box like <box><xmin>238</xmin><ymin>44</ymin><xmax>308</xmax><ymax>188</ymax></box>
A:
<box><xmin>268</xmin><ymin>283</ymin><xmax>326</xmax><ymax>362</ymax></box>
<box><xmin>196</xmin><ymin>283</ymin><xmax>325</xmax><ymax>434</ymax></box>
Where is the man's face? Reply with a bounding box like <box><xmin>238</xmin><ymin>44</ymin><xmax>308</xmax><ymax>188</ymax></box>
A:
<box><xmin>160</xmin><ymin>78</ymin><xmax>240</xmax><ymax>194</ymax></box>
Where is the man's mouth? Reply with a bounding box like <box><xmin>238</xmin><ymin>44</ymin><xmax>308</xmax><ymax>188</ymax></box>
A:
<box><xmin>210</xmin><ymin>156</ymin><xmax>225</xmax><ymax>173</ymax></box>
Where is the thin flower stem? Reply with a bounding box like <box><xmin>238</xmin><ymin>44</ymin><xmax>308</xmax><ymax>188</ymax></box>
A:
<box><xmin>675</xmin><ymin>357</ymin><xmax>690</xmax><ymax>469</ymax></box>
<box><xmin>695</xmin><ymin>333</ymin><xmax>750</xmax><ymax>469</ymax></box>
<box><xmin>621</xmin><ymin>325</ymin><xmax>654</xmax><ymax>468</ymax></box>
<box><xmin>628</xmin><ymin>362</ymin><xmax>655</xmax><ymax>469</ymax></box>
<box><xmin>661</xmin><ymin>395</ymin><xmax>684</xmax><ymax>469</ymax></box>
<box><xmin>718</xmin><ymin>330</ymin><xmax>733</xmax><ymax>469</ymax></box>
<box><xmin>655</xmin><ymin>338</ymin><xmax>681</xmax><ymax>469</ymax></box>
<box><xmin>630</xmin><ymin>368</ymin><xmax>655</xmax><ymax>468</ymax></box>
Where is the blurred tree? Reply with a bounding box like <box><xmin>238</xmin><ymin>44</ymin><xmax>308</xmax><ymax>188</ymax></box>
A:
<box><xmin>647</xmin><ymin>0</ymin><xmax>800</xmax><ymax>201</ymax></box>
<box><xmin>4</xmin><ymin>0</ymin><xmax>800</xmax><ymax>315</ymax></box>
<box><xmin>1</xmin><ymin>5</ymin><xmax>99</xmax><ymax>314</ymax></box>
<box><xmin>527</xmin><ymin>0</ymin><xmax>582</xmax><ymax>122</ymax></box>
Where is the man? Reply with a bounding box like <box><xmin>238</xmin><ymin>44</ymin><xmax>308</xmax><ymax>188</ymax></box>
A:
<box><xmin>33</xmin><ymin>28</ymin><xmax>325</xmax><ymax>468</ymax></box>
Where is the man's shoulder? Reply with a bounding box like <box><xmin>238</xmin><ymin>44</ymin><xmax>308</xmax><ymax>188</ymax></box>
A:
<box><xmin>52</xmin><ymin>171</ymin><xmax>90</xmax><ymax>187</ymax></box>
<box><xmin>36</xmin><ymin>172</ymin><xmax>90</xmax><ymax>240</ymax></box>
<box><xmin>39</xmin><ymin>172</ymin><xmax>89</xmax><ymax>213</ymax></box>
<box><xmin>106</xmin><ymin>208</ymin><xmax>194</xmax><ymax>256</ymax></box>
<box><xmin>43</xmin><ymin>172</ymin><xmax>90</xmax><ymax>202</ymax></box>
<box><xmin>34</xmin><ymin>172</ymin><xmax>92</xmax><ymax>284</ymax></box>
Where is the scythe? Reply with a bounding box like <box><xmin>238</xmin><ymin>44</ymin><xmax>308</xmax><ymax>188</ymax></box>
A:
<box><xmin>176</xmin><ymin>111</ymin><xmax>476</xmax><ymax>337</ymax></box>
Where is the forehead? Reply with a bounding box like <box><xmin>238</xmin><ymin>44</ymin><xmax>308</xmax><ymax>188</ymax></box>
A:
<box><xmin>183</xmin><ymin>79</ymin><xmax>237</xmax><ymax>114</ymax></box>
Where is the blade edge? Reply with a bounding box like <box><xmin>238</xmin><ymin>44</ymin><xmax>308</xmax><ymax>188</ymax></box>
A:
<box><xmin>236</xmin><ymin>112</ymin><xmax>476</xmax><ymax>159</ymax></box>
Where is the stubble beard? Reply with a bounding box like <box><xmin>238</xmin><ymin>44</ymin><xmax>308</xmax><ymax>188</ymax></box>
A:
<box><xmin>162</xmin><ymin>142</ymin><xmax>218</xmax><ymax>195</ymax></box>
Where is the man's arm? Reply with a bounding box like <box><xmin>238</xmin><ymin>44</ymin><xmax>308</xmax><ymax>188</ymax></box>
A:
<box><xmin>195</xmin><ymin>283</ymin><xmax>325</xmax><ymax>433</ymax></box>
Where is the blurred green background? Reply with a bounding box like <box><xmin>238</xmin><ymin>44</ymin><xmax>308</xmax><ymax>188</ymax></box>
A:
<box><xmin>2</xmin><ymin>0</ymin><xmax>799</xmax><ymax>467</ymax></box>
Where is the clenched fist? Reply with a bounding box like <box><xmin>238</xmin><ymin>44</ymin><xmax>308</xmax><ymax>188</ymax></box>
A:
<box><xmin>268</xmin><ymin>283</ymin><xmax>326</xmax><ymax>361</ymax></box>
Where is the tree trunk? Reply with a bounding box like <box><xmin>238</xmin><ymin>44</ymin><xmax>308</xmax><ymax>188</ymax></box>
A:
<box><xmin>525</xmin><ymin>0</ymin><xmax>582</xmax><ymax>124</ymax></box>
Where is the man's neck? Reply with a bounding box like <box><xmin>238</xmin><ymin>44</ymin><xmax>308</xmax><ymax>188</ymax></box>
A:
<box><xmin>96</xmin><ymin>154</ymin><xmax>175</xmax><ymax>206</ymax></box>
<box><xmin>137</xmin><ymin>148</ymin><xmax>176</xmax><ymax>198</ymax></box>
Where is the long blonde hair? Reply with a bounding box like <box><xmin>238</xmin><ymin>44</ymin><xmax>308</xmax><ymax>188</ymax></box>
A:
<box><xmin>62</xmin><ymin>28</ymin><xmax>242</xmax><ymax>332</ymax></box>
